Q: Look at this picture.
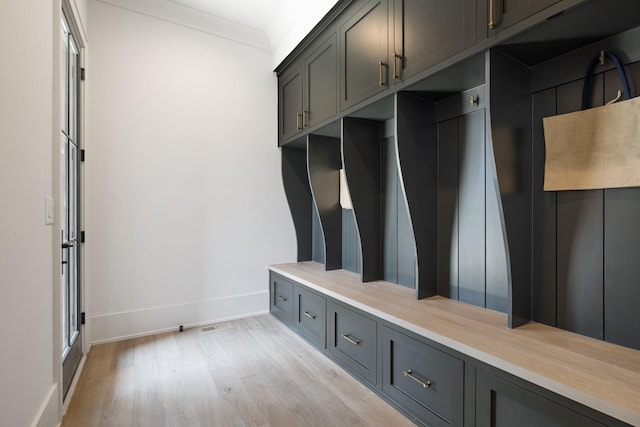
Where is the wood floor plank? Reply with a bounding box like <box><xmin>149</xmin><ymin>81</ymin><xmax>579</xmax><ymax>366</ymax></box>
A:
<box><xmin>62</xmin><ymin>315</ymin><xmax>414</xmax><ymax>427</ymax></box>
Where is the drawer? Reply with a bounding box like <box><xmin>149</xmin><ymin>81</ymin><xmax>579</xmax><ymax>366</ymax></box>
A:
<box><xmin>382</xmin><ymin>326</ymin><xmax>464</xmax><ymax>427</ymax></box>
<box><xmin>270</xmin><ymin>272</ymin><xmax>294</xmax><ymax>325</ymax></box>
<box><xmin>294</xmin><ymin>286</ymin><xmax>326</xmax><ymax>349</ymax></box>
<box><xmin>329</xmin><ymin>301</ymin><xmax>377</xmax><ymax>385</ymax></box>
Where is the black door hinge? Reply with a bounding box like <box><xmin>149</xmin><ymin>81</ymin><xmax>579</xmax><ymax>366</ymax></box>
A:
<box><xmin>80</xmin><ymin>231</ymin><xmax>85</xmax><ymax>243</ymax></box>
<box><xmin>80</xmin><ymin>68</ymin><xmax>86</xmax><ymax>81</ymax></box>
<box><xmin>81</xmin><ymin>312</ymin><xmax>86</xmax><ymax>325</ymax></box>
<box><xmin>80</xmin><ymin>149</ymin><xmax>85</xmax><ymax>162</ymax></box>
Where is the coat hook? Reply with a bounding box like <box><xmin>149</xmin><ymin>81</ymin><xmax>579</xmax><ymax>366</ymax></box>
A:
<box><xmin>599</xmin><ymin>50</ymin><xmax>606</xmax><ymax>65</ymax></box>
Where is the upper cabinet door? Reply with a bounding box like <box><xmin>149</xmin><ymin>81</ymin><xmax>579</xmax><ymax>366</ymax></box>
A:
<box><xmin>305</xmin><ymin>33</ymin><xmax>339</xmax><ymax>129</ymax></box>
<box><xmin>392</xmin><ymin>0</ymin><xmax>476</xmax><ymax>83</ymax></box>
<box><xmin>279</xmin><ymin>64</ymin><xmax>303</xmax><ymax>145</ymax></box>
<box><xmin>390</xmin><ymin>0</ymin><xmax>476</xmax><ymax>83</ymax></box>
<box><xmin>487</xmin><ymin>0</ymin><xmax>561</xmax><ymax>35</ymax></box>
<box><xmin>340</xmin><ymin>0</ymin><xmax>389</xmax><ymax>111</ymax></box>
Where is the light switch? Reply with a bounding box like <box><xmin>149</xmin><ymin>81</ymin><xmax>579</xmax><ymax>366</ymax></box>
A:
<box><xmin>45</xmin><ymin>197</ymin><xmax>54</xmax><ymax>225</ymax></box>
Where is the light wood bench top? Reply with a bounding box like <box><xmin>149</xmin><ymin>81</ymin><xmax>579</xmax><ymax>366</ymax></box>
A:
<box><xmin>270</xmin><ymin>261</ymin><xmax>640</xmax><ymax>426</ymax></box>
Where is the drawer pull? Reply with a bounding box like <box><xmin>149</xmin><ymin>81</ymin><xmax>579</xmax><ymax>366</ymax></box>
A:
<box><xmin>303</xmin><ymin>311</ymin><xmax>316</xmax><ymax>319</ymax></box>
<box><xmin>403</xmin><ymin>369</ymin><xmax>431</xmax><ymax>389</ymax></box>
<box><xmin>341</xmin><ymin>334</ymin><xmax>361</xmax><ymax>345</ymax></box>
<box><xmin>277</xmin><ymin>295</ymin><xmax>288</xmax><ymax>302</ymax></box>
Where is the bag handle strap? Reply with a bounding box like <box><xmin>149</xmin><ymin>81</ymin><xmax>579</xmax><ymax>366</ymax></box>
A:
<box><xmin>581</xmin><ymin>51</ymin><xmax>632</xmax><ymax>110</ymax></box>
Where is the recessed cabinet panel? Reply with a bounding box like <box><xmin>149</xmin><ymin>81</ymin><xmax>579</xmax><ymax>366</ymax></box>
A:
<box><xmin>306</xmin><ymin>33</ymin><xmax>338</xmax><ymax>128</ymax></box>
<box><xmin>382</xmin><ymin>327</ymin><xmax>464</xmax><ymax>427</ymax></box>
<box><xmin>487</xmin><ymin>0</ymin><xmax>561</xmax><ymax>35</ymax></box>
<box><xmin>392</xmin><ymin>0</ymin><xmax>476</xmax><ymax>82</ymax></box>
<box><xmin>329</xmin><ymin>301</ymin><xmax>377</xmax><ymax>385</ymax></box>
<box><xmin>279</xmin><ymin>65</ymin><xmax>303</xmax><ymax>143</ymax></box>
<box><xmin>294</xmin><ymin>286</ymin><xmax>327</xmax><ymax>349</ymax></box>
<box><xmin>340</xmin><ymin>0</ymin><xmax>389</xmax><ymax>110</ymax></box>
<box><xmin>476</xmin><ymin>368</ymin><xmax>618</xmax><ymax>427</ymax></box>
<box><xmin>270</xmin><ymin>272</ymin><xmax>294</xmax><ymax>325</ymax></box>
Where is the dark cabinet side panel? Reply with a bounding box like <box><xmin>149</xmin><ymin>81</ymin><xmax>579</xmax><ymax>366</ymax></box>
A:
<box><xmin>282</xmin><ymin>147</ymin><xmax>313</xmax><ymax>262</ymax></box>
<box><xmin>308</xmin><ymin>135</ymin><xmax>343</xmax><ymax>270</ymax></box>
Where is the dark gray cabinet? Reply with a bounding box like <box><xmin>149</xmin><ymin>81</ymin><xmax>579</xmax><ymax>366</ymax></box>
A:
<box><xmin>487</xmin><ymin>0</ymin><xmax>561</xmax><ymax>35</ymax></box>
<box><xmin>278</xmin><ymin>64</ymin><xmax>303</xmax><ymax>144</ymax></box>
<box><xmin>340</xmin><ymin>0</ymin><xmax>389</xmax><ymax>110</ymax></box>
<box><xmin>269</xmin><ymin>272</ymin><xmax>634</xmax><ymax>427</ymax></box>
<box><xmin>476</xmin><ymin>368</ymin><xmax>628</xmax><ymax>427</ymax></box>
<box><xmin>328</xmin><ymin>300</ymin><xmax>378</xmax><ymax>385</ymax></box>
<box><xmin>382</xmin><ymin>326</ymin><xmax>464</xmax><ymax>426</ymax></box>
<box><xmin>304</xmin><ymin>32</ymin><xmax>338</xmax><ymax>129</ymax></box>
<box><xmin>391</xmin><ymin>0</ymin><xmax>476</xmax><ymax>82</ymax></box>
<box><xmin>269</xmin><ymin>272</ymin><xmax>294</xmax><ymax>325</ymax></box>
<box><xmin>293</xmin><ymin>285</ymin><xmax>327</xmax><ymax>349</ymax></box>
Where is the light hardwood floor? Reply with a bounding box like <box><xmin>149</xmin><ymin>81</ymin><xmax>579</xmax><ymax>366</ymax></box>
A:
<box><xmin>62</xmin><ymin>315</ymin><xmax>415</xmax><ymax>427</ymax></box>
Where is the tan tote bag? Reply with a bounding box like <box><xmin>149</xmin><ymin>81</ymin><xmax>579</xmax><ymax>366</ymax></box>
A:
<box><xmin>543</xmin><ymin>51</ymin><xmax>640</xmax><ymax>191</ymax></box>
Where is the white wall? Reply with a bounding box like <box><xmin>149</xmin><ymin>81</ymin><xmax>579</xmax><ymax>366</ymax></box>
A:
<box><xmin>86</xmin><ymin>0</ymin><xmax>296</xmax><ymax>342</ymax></box>
<box><xmin>267</xmin><ymin>0</ymin><xmax>339</xmax><ymax>69</ymax></box>
<box><xmin>0</xmin><ymin>2</ymin><xmax>56</xmax><ymax>427</ymax></box>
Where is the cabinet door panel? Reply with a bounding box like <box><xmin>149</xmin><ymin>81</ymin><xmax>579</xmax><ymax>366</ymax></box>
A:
<box><xmin>476</xmin><ymin>369</ymin><xmax>617</xmax><ymax>427</ymax></box>
<box><xmin>340</xmin><ymin>0</ymin><xmax>389</xmax><ymax>110</ymax></box>
<box><xmin>279</xmin><ymin>65</ymin><xmax>303</xmax><ymax>143</ymax></box>
<box><xmin>294</xmin><ymin>285</ymin><xmax>327</xmax><ymax>349</ymax></box>
<box><xmin>306</xmin><ymin>33</ymin><xmax>338</xmax><ymax>128</ymax></box>
<box><xmin>488</xmin><ymin>0</ymin><xmax>561</xmax><ymax>35</ymax></box>
<box><xmin>328</xmin><ymin>301</ymin><xmax>377</xmax><ymax>385</ymax></box>
<box><xmin>270</xmin><ymin>272</ymin><xmax>294</xmax><ymax>325</ymax></box>
<box><xmin>382</xmin><ymin>327</ymin><xmax>464</xmax><ymax>426</ymax></box>
<box><xmin>393</xmin><ymin>0</ymin><xmax>476</xmax><ymax>82</ymax></box>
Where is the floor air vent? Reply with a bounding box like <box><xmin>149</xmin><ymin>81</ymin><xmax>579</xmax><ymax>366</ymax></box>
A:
<box><xmin>200</xmin><ymin>322</ymin><xmax>232</xmax><ymax>333</ymax></box>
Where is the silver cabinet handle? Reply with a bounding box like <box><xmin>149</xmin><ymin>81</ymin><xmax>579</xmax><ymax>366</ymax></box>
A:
<box><xmin>277</xmin><ymin>295</ymin><xmax>287</xmax><ymax>302</ymax></box>
<box><xmin>403</xmin><ymin>369</ymin><xmax>431</xmax><ymax>389</ymax></box>
<box><xmin>341</xmin><ymin>333</ymin><xmax>361</xmax><ymax>345</ymax></box>
<box><xmin>303</xmin><ymin>110</ymin><xmax>309</xmax><ymax>127</ymax></box>
<box><xmin>303</xmin><ymin>311</ymin><xmax>316</xmax><ymax>319</ymax></box>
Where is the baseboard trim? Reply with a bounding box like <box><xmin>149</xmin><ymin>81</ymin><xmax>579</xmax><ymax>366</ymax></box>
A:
<box><xmin>90</xmin><ymin>291</ymin><xmax>269</xmax><ymax>344</ymax></box>
<box><xmin>62</xmin><ymin>355</ymin><xmax>87</xmax><ymax>414</ymax></box>
<box><xmin>31</xmin><ymin>384</ymin><xmax>59</xmax><ymax>427</ymax></box>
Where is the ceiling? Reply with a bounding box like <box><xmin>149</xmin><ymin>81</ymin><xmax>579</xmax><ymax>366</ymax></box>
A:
<box><xmin>169</xmin><ymin>0</ymin><xmax>289</xmax><ymax>31</ymax></box>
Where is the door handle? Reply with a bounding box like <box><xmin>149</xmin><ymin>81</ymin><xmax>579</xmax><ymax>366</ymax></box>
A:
<box><xmin>62</xmin><ymin>241</ymin><xmax>77</xmax><ymax>249</ymax></box>
<box><xmin>393</xmin><ymin>52</ymin><xmax>402</xmax><ymax>80</ymax></box>
<box><xmin>489</xmin><ymin>0</ymin><xmax>503</xmax><ymax>30</ymax></box>
<box><xmin>379</xmin><ymin>61</ymin><xmax>387</xmax><ymax>86</ymax></box>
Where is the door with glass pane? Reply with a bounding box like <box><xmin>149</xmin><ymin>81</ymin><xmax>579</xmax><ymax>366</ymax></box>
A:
<box><xmin>61</xmin><ymin>13</ymin><xmax>82</xmax><ymax>399</ymax></box>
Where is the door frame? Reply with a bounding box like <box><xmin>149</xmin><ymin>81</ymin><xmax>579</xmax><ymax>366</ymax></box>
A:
<box><xmin>53</xmin><ymin>0</ymin><xmax>88</xmax><ymax>416</ymax></box>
